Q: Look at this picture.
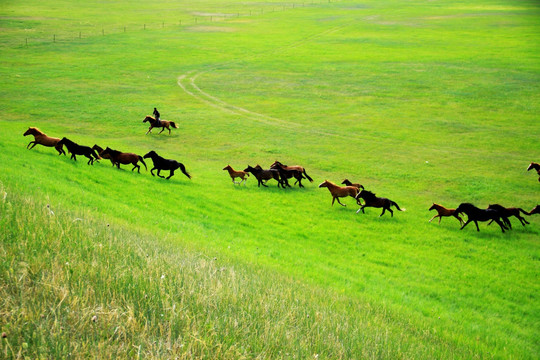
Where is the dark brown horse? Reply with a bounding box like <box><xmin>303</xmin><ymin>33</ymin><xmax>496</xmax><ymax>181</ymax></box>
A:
<box><xmin>319</xmin><ymin>180</ymin><xmax>360</xmax><ymax>207</ymax></box>
<box><xmin>341</xmin><ymin>179</ymin><xmax>364</xmax><ymax>189</ymax></box>
<box><xmin>487</xmin><ymin>204</ymin><xmax>530</xmax><ymax>228</ymax></box>
<box><xmin>143</xmin><ymin>151</ymin><xmax>191</xmax><ymax>180</ymax></box>
<box><xmin>270</xmin><ymin>161</ymin><xmax>307</xmax><ymax>188</ymax></box>
<box><xmin>355</xmin><ymin>190</ymin><xmax>404</xmax><ymax>217</ymax></box>
<box><xmin>428</xmin><ymin>203</ymin><xmax>464</xmax><ymax>226</ymax></box>
<box><xmin>244</xmin><ymin>165</ymin><xmax>283</xmax><ymax>188</ymax></box>
<box><xmin>57</xmin><ymin>137</ymin><xmax>101</xmax><ymax>165</ymax></box>
<box><xmin>527</xmin><ymin>162</ymin><xmax>540</xmax><ymax>182</ymax></box>
<box><xmin>143</xmin><ymin>115</ymin><xmax>179</xmax><ymax>135</ymax></box>
<box><xmin>101</xmin><ymin>147</ymin><xmax>147</xmax><ymax>173</ymax></box>
<box><xmin>270</xmin><ymin>161</ymin><xmax>313</xmax><ymax>183</ymax></box>
<box><xmin>528</xmin><ymin>205</ymin><xmax>540</xmax><ymax>215</ymax></box>
<box><xmin>23</xmin><ymin>127</ymin><xmax>65</xmax><ymax>155</ymax></box>
<box><xmin>454</xmin><ymin>203</ymin><xmax>507</xmax><ymax>233</ymax></box>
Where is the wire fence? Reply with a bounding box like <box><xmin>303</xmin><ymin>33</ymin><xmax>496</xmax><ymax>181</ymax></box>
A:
<box><xmin>18</xmin><ymin>1</ymin><xmax>341</xmax><ymax>47</ymax></box>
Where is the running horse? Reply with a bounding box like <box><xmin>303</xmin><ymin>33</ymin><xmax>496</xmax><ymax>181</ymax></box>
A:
<box><xmin>244</xmin><ymin>165</ymin><xmax>283</xmax><ymax>188</ymax></box>
<box><xmin>223</xmin><ymin>165</ymin><xmax>249</xmax><ymax>185</ymax></box>
<box><xmin>57</xmin><ymin>137</ymin><xmax>101</xmax><ymax>165</ymax></box>
<box><xmin>319</xmin><ymin>180</ymin><xmax>360</xmax><ymax>207</ymax></box>
<box><xmin>341</xmin><ymin>179</ymin><xmax>364</xmax><ymax>189</ymax></box>
<box><xmin>454</xmin><ymin>203</ymin><xmax>507</xmax><ymax>233</ymax></box>
<box><xmin>142</xmin><ymin>115</ymin><xmax>179</xmax><ymax>135</ymax></box>
<box><xmin>101</xmin><ymin>147</ymin><xmax>147</xmax><ymax>173</ymax></box>
<box><xmin>143</xmin><ymin>150</ymin><xmax>191</xmax><ymax>180</ymax></box>
<box><xmin>428</xmin><ymin>203</ymin><xmax>464</xmax><ymax>226</ymax></box>
<box><xmin>527</xmin><ymin>162</ymin><xmax>540</xmax><ymax>182</ymax></box>
<box><xmin>355</xmin><ymin>190</ymin><xmax>404</xmax><ymax>217</ymax></box>
<box><xmin>487</xmin><ymin>204</ymin><xmax>530</xmax><ymax>228</ymax></box>
<box><xmin>23</xmin><ymin>127</ymin><xmax>65</xmax><ymax>155</ymax></box>
<box><xmin>270</xmin><ymin>161</ymin><xmax>311</xmax><ymax>188</ymax></box>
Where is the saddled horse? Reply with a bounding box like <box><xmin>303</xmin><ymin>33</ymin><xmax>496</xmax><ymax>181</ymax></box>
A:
<box><xmin>319</xmin><ymin>180</ymin><xmax>360</xmax><ymax>207</ymax></box>
<box><xmin>223</xmin><ymin>165</ymin><xmax>249</xmax><ymax>185</ymax></box>
<box><xmin>101</xmin><ymin>147</ymin><xmax>147</xmax><ymax>173</ymax></box>
<box><xmin>528</xmin><ymin>205</ymin><xmax>540</xmax><ymax>215</ymax></box>
<box><xmin>270</xmin><ymin>162</ymin><xmax>306</xmax><ymax>188</ymax></box>
<box><xmin>57</xmin><ymin>137</ymin><xmax>101</xmax><ymax>165</ymax></box>
<box><xmin>487</xmin><ymin>204</ymin><xmax>530</xmax><ymax>228</ymax></box>
<box><xmin>527</xmin><ymin>162</ymin><xmax>540</xmax><ymax>182</ymax></box>
<box><xmin>341</xmin><ymin>179</ymin><xmax>364</xmax><ymax>189</ymax></box>
<box><xmin>454</xmin><ymin>203</ymin><xmax>507</xmax><ymax>233</ymax></box>
<box><xmin>270</xmin><ymin>161</ymin><xmax>313</xmax><ymax>183</ymax></box>
<box><xmin>428</xmin><ymin>203</ymin><xmax>464</xmax><ymax>226</ymax></box>
<box><xmin>142</xmin><ymin>115</ymin><xmax>179</xmax><ymax>135</ymax></box>
<box><xmin>23</xmin><ymin>127</ymin><xmax>65</xmax><ymax>155</ymax></box>
<box><xmin>355</xmin><ymin>190</ymin><xmax>404</xmax><ymax>217</ymax></box>
<box><xmin>244</xmin><ymin>165</ymin><xmax>283</xmax><ymax>188</ymax></box>
<box><xmin>143</xmin><ymin>150</ymin><xmax>191</xmax><ymax>180</ymax></box>
<box><xmin>92</xmin><ymin>145</ymin><xmax>115</xmax><ymax>165</ymax></box>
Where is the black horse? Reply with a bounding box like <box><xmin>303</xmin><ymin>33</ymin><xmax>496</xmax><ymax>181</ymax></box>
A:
<box><xmin>143</xmin><ymin>151</ymin><xmax>191</xmax><ymax>180</ymax></box>
<box><xmin>57</xmin><ymin>137</ymin><xmax>101</xmax><ymax>165</ymax></box>
<box><xmin>487</xmin><ymin>204</ymin><xmax>530</xmax><ymax>228</ymax></box>
<box><xmin>269</xmin><ymin>163</ymin><xmax>305</xmax><ymax>188</ymax></box>
<box><xmin>244</xmin><ymin>165</ymin><xmax>284</xmax><ymax>188</ymax></box>
<box><xmin>454</xmin><ymin>203</ymin><xmax>508</xmax><ymax>233</ymax></box>
<box><xmin>355</xmin><ymin>190</ymin><xmax>403</xmax><ymax>217</ymax></box>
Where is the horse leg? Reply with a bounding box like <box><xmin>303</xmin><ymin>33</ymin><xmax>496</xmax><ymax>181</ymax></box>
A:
<box><xmin>27</xmin><ymin>141</ymin><xmax>37</xmax><ymax>149</ymax></box>
<box><xmin>157</xmin><ymin>169</ymin><xmax>165</xmax><ymax>178</ymax></box>
<box><xmin>454</xmin><ymin>214</ymin><xmax>464</xmax><ymax>226</ymax></box>
<box><xmin>166</xmin><ymin>170</ymin><xmax>175</xmax><ymax>180</ymax></box>
<box><xmin>474</xmin><ymin>221</ymin><xmax>480</xmax><ymax>232</ymax></box>
<box><xmin>331</xmin><ymin>197</ymin><xmax>336</xmax><ymax>206</ymax></box>
<box><xmin>86</xmin><ymin>155</ymin><xmax>93</xmax><ymax>165</ymax></box>
<box><xmin>146</xmin><ymin>126</ymin><xmax>153</xmax><ymax>135</ymax></box>
<box><xmin>517</xmin><ymin>215</ymin><xmax>529</xmax><ymax>226</ymax></box>
<box><xmin>336</xmin><ymin>197</ymin><xmax>347</xmax><ymax>207</ymax></box>
<box><xmin>388</xmin><ymin>207</ymin><xmax>394</xmax><ymax>217</ymax></box>
<box><xmin>71</xmin><ymin>154</ymin><xmax>77</xmax><ymax>161</ymax></box>
<box><xmin>494</xmin><ymin>219</ymin><xmax>506</xmax><ymax>233</ymax></box>
<box><xmin>356</xmin><ymin>205</ymin><xmax>366</xmax><ymax>214</ymax></box>
<box><xmin>168</xmin><ymin>126</ymin><xmax>171</xmax><ymax>135</ymax></box>
<box><xmin>158</xmin><ymin>127</ymin><xmax>165</xmax><ymax>134</ymax></box>
<box><xmin>429</xmin><ymin>214</ymin><xmax>439</xmax><ymax>223</ymax></box>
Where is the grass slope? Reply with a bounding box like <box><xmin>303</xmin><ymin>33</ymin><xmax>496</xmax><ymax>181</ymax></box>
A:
<box><xmin>1</xmin><ymin>0</ymin><xmax>539</xmax><ymax>358</ymax></box>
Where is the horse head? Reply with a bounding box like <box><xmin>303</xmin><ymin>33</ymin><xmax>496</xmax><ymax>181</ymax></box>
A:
<box><xmin>455</xmin><ymin>203</ymin><xmax>476</xmax><ymax>214</ymax></box>
<box><xmin>223</xmin><ymin>165</ymin><xmax>232</xmax><ymax>171</ymax></box>
<box><xmin>23</xmin><ymin>127</ymin><xmax>41</xmax><ymax>136</ymax></box>
<box><xmin>429</xmin><ymin>203</ymin><xmax>437</xmax><ymax>211</ymax></box>
<box><xmin>527</xmin><ymin>162</ymin><xmax>539</xmax><ymax>171</ymax></box>
<box><xmin>318</xmin><ymin>180</ymin><xmax>329</xmax><ymax>188</ymax></box>
<box><xmin>143</xmin><ymin>116</ymin><xmax>155</xmax><ymax>123</ymax></box>
<box><xmin>143</xmin><ymin>150</ymin><xmax>157</xmax><ymax>159</ymax></box>
<box><xmin>244</xmin><ymin>165</ymin><xmax>255</xmax><ymax>173</ymax></box>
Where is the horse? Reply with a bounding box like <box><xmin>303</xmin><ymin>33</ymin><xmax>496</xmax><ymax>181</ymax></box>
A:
<box><xmin>487</xmin><ymin>204</ymin><xmax>530</xmax><ymax>228</ymax></box>
<box><xmin>355</xmin><ymin>190</ymin><xmax>404</xmax><ymax>217</ymax></box>
<box><xmin>319</xmin><ymin>180</ymin><xmax>360</xmax><ymax>207</ymax></box>
<box><xmin>23</xmin><ymin>127</ymin><xmax>65</xmax><ymax>155</ymax></box>
<box><xmin>270</xmin><ymin>162</ymin><xmax>307</xmax><ymax>188</ymax></box>
<box><xmin>223</xmin><ymin>165</ymin><xmax>249</xmax><ymax>185</ymax></box>
<box><xmin>100</xmin><ymin>147</ymin><xmax>147</xmax><ymax>173</ymax></box>
<box><xmin>270</xmin><ymin>161</ymin><xmax>313</xmax><ymax>183</ymax></box>
<box><xmin>528</xmin><ymin>205</ymin><xmax>540</xmax><ymax>215</ymax></box>
<box><xmin>341</xmin><ymin>179</ymin><xmax>364</xmax><ymax>189</ymax></box>
<box><xmin>527</xmin><ymin>162</ymin><xmax>540</xmax><ymax>182</ymax></box>
<box><xmin>92</xmin><ymin>145</ymin><xmax>115</xmax><ymax>165</ymax></box>
<box><xmin>244</xmin><ymin>165</ymin><xmax>283</xmax><ymax>188</ymax></box>
<box><xmin>454</xmin><ymin>203</ymin><xmax>507</xmax><ymax>233</ymax></box>
<box><xmin>142</xmin><ymin>115</ymin><xmax>179</xmax><ymax>135</ymax></box>
<box><xmin>57</xmin><ymin>137</ymin><xmax>101</xmax><ymax>165</ymax></box>
<box><xmin>143</xmin><ymin>151</ymin><xmax>191</xmax><ymax>180</ymax></box>
<box><xmin>428</xmin><ymin>203</ymin><xmax>464</xmax><ymax>226</ymax></box>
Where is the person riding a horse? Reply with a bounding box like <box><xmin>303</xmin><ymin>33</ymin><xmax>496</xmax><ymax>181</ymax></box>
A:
<box><xmin>153</xmin><ymin>108</ymin><xmax>161</xmax><ymax>126</ymax></box>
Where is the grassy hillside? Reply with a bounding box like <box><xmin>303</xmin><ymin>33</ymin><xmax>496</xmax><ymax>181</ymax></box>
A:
<box><xmin>1</xmin><ymin>0</ymin><xmax>539</xmax><ymax>358</ymax></box>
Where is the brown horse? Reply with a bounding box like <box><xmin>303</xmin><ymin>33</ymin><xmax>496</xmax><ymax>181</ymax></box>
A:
<box><xmin>319</xmin><ymin>180</ymin><xmax>360</xmax><ymax>207</ymax></box>
<box><xmin>355</xmin><ymin>190</ymin><xmax>404</xmax><ymax>217</ymax></box>
<box><xmin>101</xmin><ymin>147</ymin><xmax>147</xmax><ymax>173</ymax></box>
<box><xmin>487</xmin><ymin>204</ymin><xmax>530</xmax><ymax>227</ymax></box>
<box><xmin>223</xmin><ymin>165</ymin><xmax>249</xmax><ymax>185</ymax></box>
<box><xmin>527</xmin><ymin>162</ymin><xmax>540</xmax><ymax>182</ymax></box>
<box><xmin>23</xmin><ymin>127</ymin><xmax>65</xmax><ymax>155</ymax></box>
<box><xmin>428</xmin><ymin>203</ymin><xmax>464</xmax><ymax>225</ymax></box>
<box><xmin>528</xmin><ymin>205</ymin><xmax>540</xmax><ymax>215</ymax></box>
<box><xmin>142</xmin><ymin>115</ymin><xmax>179</xmax><ymax>135</ymax></box>
<box><xmin>341</xmin><ymin>179</ymin><xmax>364</xmax><ymax>189</ymax></box>
<box><xmin>270</xmin><ymin>161</ymin><xmax>313</xmax><ymax>183</ymax></box>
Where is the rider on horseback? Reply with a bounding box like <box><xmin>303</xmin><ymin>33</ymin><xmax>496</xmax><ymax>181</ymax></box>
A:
<box><xmin>153</xmin><ymin>107</ymin><xmax>161</xmax><ymax>126</ymax></box>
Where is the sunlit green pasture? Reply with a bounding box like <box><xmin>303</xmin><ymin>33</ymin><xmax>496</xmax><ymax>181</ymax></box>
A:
<box><xmin>1</xmin><ymin>0</ymin><xmax>539</xmax><ymax>358</ymax></box>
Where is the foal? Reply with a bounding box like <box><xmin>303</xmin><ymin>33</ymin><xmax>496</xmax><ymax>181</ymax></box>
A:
<box><xmin>223</xmin><ymin>165</ymin><xmax>249</xmax><ymax>185</ymax></box>
<box><xmin>428</xmin><ymin>203</ymin><xmax>464</xmax><ymax>226</ymax></box>
<box><xmin>319</xmin><ymin>180</ymin><xmax>360</xmax><ymax>207</ymax></box>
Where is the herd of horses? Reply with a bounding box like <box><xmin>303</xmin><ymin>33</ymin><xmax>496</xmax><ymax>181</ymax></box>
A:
<box><xmin>24</xmin><ymin>125</ymin><xmax>539</xmax><ymax>233</ymax></box>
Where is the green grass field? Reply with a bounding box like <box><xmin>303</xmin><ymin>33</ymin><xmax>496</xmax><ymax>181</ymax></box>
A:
<box><xmin>1</xmin><ymin>0</ymin><xmax>539</xmax><ymax>358</ymax></box>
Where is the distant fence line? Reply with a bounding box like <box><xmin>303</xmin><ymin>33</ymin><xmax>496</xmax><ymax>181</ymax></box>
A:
<box><xmin>22</xmin><ymin>0</ymin><xmax>341</xmax><ymax>47</ymax></box>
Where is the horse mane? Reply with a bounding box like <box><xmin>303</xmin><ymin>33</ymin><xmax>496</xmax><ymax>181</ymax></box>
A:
<box><xmin>360</xmin><ymin>190</ymin><xmax>376</xmax><ymax>199</ymax></box>
<box><xmin>29</xmin><ymin>127</ymin><xmax>44</xmax><ymax>135</ymax></box>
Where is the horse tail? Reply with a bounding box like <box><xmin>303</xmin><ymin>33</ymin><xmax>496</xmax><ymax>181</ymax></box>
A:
<box><xmin>391</xmin><ymin>201</ymin><xmax>405</xmax><ymax>211</ymax></box>
<box><xmin>180</xmin><ymin>163</ymin><xmax>191</xmax><ymax>179</ymax></box>
<box><xmin>303</xmin><ymin>169</ymin><xmax>313</xmax><ymax>182</ymax></box>
<box><xmin>519</xmin><ymin>208</ymin><xmax>531</xmax><ymax>216</ymax></box>
<box><xmin>170</xmin><ymin>122</ymin><xmax>179</xmax><ymax>129</ymax></box>
<box><xmin>138</xmin><ymin>156</ymin><xmax>147</xmax><ymax>171</ymax></box>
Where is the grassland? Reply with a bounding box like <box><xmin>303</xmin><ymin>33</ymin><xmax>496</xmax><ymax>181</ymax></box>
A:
<box><xmin>1</xmin><ymin>0</ymin><xmax>539</xmax><ymax>358</ymax></box>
